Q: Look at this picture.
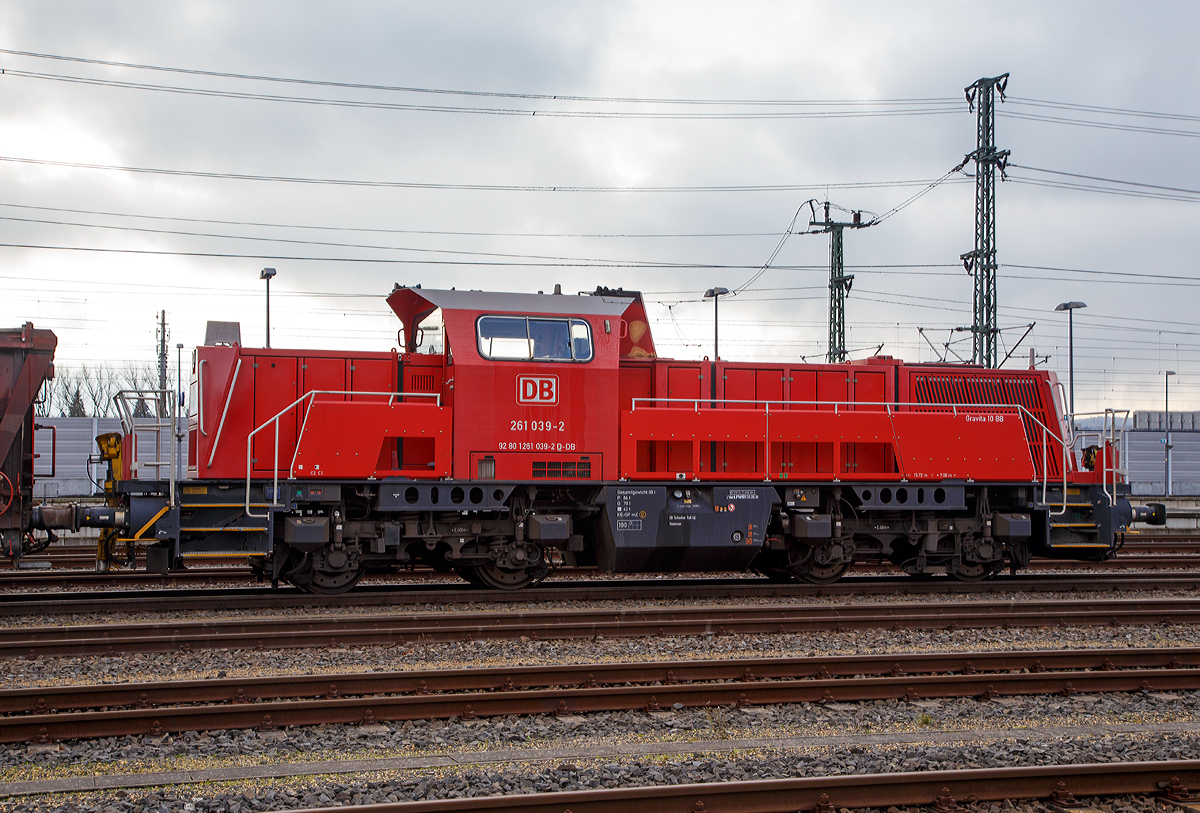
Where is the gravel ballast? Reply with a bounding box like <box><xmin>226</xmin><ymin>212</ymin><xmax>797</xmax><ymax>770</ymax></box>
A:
<box><xmin>4</xmin><ymin>729</ymin><xmax>1199</xmax><ymax>811</ymax></box>
<box><xmin>1</xmin><ymin>621</ymin><xmax>1187</xmax><ymax>689</ymax></box>
<box><xmin>5</xmin><ymin>683</ymin><xmax>1198</xmax><ymax>780</ymax></box>
<box><xmin>4</xmin><ymin>588</ymin><xmax>1199</xmax><ymax>811</ymax></box>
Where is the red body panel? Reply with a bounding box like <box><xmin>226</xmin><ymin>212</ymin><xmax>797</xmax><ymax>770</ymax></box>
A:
<box><xmin>189</xmin><ymin>346</ymin><xmax>400</xmax><ymax>479</ymax></box>
<box><xmin>437</xmin><ymin>303</ymin><xmax>623</xmax><ymax>483</ymax></box>
<box><xmin>620</xmin><ymin>404</ymin><xmax>1035</xmax><ymax>482</ymax></box>
<box><xmin>292</xmin><ymin>400</ymin><xmax>451</xmax><ymax>478</ymax></box>
<box><xmin>183</xmin><ymin>287</ymin><xmax>1078</xmax><ymax>489</ymax></box>
<box><xmin>896</xmin><ymin>365</ymin><xmax>1070</xmax><ymax>479</ymax></box>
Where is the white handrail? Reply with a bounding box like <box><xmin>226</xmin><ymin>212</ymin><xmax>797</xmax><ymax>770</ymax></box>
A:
<box><xmin>112</xmin><ymin>388</ymin><xmax>177</xmax><ymax>507</ymax></box>
<box><xmin>1053</xmin><ymin>379</ymin><xmax>1073</xmax><ymax>448</ymax></box>
<box><xmin>207</xmin><ymin>359</ymin><xmax>242</xmax><ymax>469</ymax></box>
<box><xmin>1070</xmin><ymin>409</ymin><xmax>1132</xmax><ymax>505</ymax></box>
<box><xmin>627</xmin><ymin>396</ymin><xmax>1071</xmax><ymax>501</ymax></box>
<box><xmin>244</xmin><ymin>390</ymin><xmax>441</xmax><ymax>519</ymax></box>
<box><xmin>198</xmin><ymin>359</ymin><xmax>208</xmax><ymax>437</ymax></box>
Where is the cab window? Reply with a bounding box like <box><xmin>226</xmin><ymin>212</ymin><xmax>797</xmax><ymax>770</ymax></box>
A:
<box><xmin>478</xmin><ymin>316</ymin><xmax>593</xmax><ymax>362</ymax></box>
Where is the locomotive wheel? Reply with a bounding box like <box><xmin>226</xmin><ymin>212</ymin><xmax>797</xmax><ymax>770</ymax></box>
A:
<box><xmin>279</xmin><ymin>547</ymin><xmax>364</xmax><ymax>594</ymax></box>
<box><xmin>307</xmin><ymin>566</ymin><xmax>363</xmax><ymax>593</ymax></box>
<box><xmin>788</xmin><ymin>541</ymin><xmax>852</xmax><ymax>585</ymax></box>
<box><xmin>469</xmin><ymin>562</ymin><xmax>547</xmax><ymax>590</ymax></box>
<box><xmin>792</xmin><ymin>559</ymin><xmax>850</xmax><ymax>585</ymax></box>
<box><xmin>949</xmin><ymin>560</ymin><xmax>1000</xmax><ymax>582</ymax></box>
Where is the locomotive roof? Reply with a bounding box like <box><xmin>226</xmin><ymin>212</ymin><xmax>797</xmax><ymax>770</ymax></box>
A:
<box><xmin>389</xmin><ymin>286</ymin><xmax>635</xmax><ymax>317</ymax></box>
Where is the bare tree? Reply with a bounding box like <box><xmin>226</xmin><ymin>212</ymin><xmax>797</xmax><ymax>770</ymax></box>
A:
<box><xmin>119</xmin><ymin>361</ymin><xmax>159</xmax><ymax>418</ymax></box>
<box><xmin>50</xmin><ymin>366</ymin><xmax>82</xmax><ymax>417</ymax></box>
<box><xmin>81</xmin><ymin>363</ymin><xmax>119</xmax><ymax>418</ymax></box>
<box><xmin>67</xmin><ymin>385</ymin><xmax>87</xmax><ymax>417</ymax></box>
<box><xmin>32</xmin><ymin>361</ymin><xmax>163</xmax><ymax>418</ymax></box>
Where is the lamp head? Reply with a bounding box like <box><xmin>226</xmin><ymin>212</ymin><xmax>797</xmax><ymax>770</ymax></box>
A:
<box><xmin>260</xmin><ymin>267</ymin><xmax>277</xmax><ymax>281</ymax></box>
<box><xmin>1055</xmin><ymin>301</ymin><xmax>1086</xmax><ymax>311</ymax></box>
<box><xmin>1167</xmin><ymin>370</ymin><xmax>1177</xmax><ymax>376</ymax></box>
<box><xmin>704</xmin><ymin>286</ymin><xmax>730</xmax><ymax>298</ymax></box>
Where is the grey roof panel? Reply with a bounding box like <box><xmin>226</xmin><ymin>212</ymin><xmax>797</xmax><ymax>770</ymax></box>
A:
<box><xmin>396</xmin><ymin>288</ymin><xmax>635</xmax><ymax>317</ymax></box>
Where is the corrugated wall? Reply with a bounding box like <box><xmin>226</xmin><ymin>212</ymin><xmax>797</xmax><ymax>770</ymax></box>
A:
<box><xmin>32</xmin><ymin>417</ymin><xmax>189</xmax><ymax>497</ymax></box>
<box><xmin>1126</xmin><ymin>431</ymin><xmax>1200</xmax><ymax>496</ymax></box>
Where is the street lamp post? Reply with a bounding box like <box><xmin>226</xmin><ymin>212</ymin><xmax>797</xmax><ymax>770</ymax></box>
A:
<box><xmin>175</xmin><ymin>342</ymin><xmax>184</xmax><ymax>476</ymax></box>
<box><xmin>1166</xmin><ymin>370</ymin><xmax>1176</xmax><ymax>497</ymax></box>
<box><xmin>704</xmin><ymin>287</ymin><xmax>730</xmax><ymax>361</ymax></box>
<box><xmin>1054</xmin><ymin>301</ymin><xmax>1086</xmax><ymax>423</ymax></box>
<box><xmin>260</xmin><ymin>267</ymin><xmax>277</xmax><ymax>348</ymax></box>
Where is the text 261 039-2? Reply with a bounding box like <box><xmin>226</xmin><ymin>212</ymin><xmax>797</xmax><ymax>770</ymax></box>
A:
<box><xmin>510</xmin><ymin>420</ymin><xmax>565</xmax><ymax>431</ymax></box>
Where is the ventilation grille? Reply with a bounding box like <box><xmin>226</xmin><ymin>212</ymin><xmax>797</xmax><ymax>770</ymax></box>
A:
<box><xmin>409</xmin><ymin>373</ymin><xmax>437</xmax><ymax>392</ymax></box>
<box><xmin>532</xmin><ymin>459</ymin><xmax>592</xmax><ymax>479</ymax></box>
<box><xmin>911</xmin><ymin>373</ymin><xmax>1061</xmax><ymax>479</ymax></box>
<box><xmin>477</xmin><ymin>458</ymin><xmax>496</xmax><ymax>479</ymax></box>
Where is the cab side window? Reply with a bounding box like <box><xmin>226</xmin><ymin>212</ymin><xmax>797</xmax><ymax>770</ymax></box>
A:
<box><xmin>477</xmin><ymin>316</ymin><xmax>593</xmax><ymax>362</ymax></box>
<box><xmin>569</xmin><ymin>319</ymin><xmax>592</xmax><ymax>360</ymax></box>
<box><xmin>477</xmin><ymin>316</ymin><xmax>531</xmax><ymax>360</ymax></box>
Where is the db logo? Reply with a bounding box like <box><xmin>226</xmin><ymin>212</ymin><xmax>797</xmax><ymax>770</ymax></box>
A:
<box><xmin>517</xmin><ymin>374</ymin><xmax>559</xmax><ymax>406</ymax></box>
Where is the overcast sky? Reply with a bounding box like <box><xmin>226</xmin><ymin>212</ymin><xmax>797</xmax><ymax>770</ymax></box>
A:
<box><xmin>1</xmin><ymin>1</ymin><xmax>1196</xmax><ymax>413</ymax></box>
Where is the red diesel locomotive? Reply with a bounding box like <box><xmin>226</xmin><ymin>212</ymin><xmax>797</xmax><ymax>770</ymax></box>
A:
<box><xmin>9</xmin><ymin>285</ymin><xmax>1164</xmax><ymax>591</ymax></box>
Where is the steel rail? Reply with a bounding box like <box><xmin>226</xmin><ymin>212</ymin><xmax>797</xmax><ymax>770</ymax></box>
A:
<box><xmin>4</xmin><ymin>597</ymin><xmax>1200</xmax><ymax>658</ymax></box>
<box><xmin>6</xmin><ymin>646</ymin><xmax>1198</xmax><ymax>715</ymax></box>
<box><xmin>0</xmin><ymin>565</ymin><xmax>486</xmax><ymax>587</ymax></box>
<box><xmin>276</xmin><ymin>761</ymin><xmax>1200</xmax><ymax>813</ymax></box>
<box><xmin>7</xmin><ymin>536</ymin><xmax>1200</xmax><ymax>567</ymax></box>
<box><xmin>7</xmin><ymin>661</ymin><xmax>1200</xmax><ymax>744</ymax></box>
<box><xmin>6</xmin><ymin>572</ymin><xmax>1200</xmax><ymax>618</ymax></box>
<box><xmin>9</xmin><ymin>554</ymin><xmax>1200</xmax><ymax>581</ymax></box>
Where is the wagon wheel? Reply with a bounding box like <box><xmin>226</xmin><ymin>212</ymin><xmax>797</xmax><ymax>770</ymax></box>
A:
<box><xmin>0</xmin><ymin>471</ymin><xmax>13</xmax><ymax>518</ymax></box>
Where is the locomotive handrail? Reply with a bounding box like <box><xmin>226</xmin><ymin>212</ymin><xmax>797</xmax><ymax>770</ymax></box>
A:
<box><xmin>1070</xmin><ymin>409</ymin><xmax>1132</xmax><ymax>505</ymax></box>
<box><xmin>1054</xmin><ymin>379</ymin><xmax>1074</xmax><ymax>448</ymax></box>
<box><xmin>629</xmin><ymin>397</ymin><xmax>1024</xmax><ymax>414</ymax></box>
<box><xmin>113</xmin><ymin>388</ymin><xmax>178</xmax><ymax>508</ymax></box>
<box><xmin>627</xmin><ymin>396</ymin><xmax>1070</xmax><ymax>504</ymax></box>
<box><xmin>207</xmin><ymin>358</ymin><xmax>243</xmax><ymax>470</ymax></box>
<box><xmin>245</xmin><ymin>389</ymin><xmax>442</xmax><ymax>519</ymax></box>
<box><xmin>197</xmin><ymin>358</ymin><xmax>208</xmax><ymax>436</ymax></box>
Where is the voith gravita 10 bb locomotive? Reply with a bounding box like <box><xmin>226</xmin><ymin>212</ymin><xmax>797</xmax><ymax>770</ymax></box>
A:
<box><xmin>4</xmin><ymin>285</ymin><xmax>1165</xmax><ymax>591</ymax></box>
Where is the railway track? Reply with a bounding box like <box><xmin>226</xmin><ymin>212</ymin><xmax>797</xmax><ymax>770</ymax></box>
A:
<box><xmin>4</xmin><ymin>595</ymin><xmax>1199</xmax><ymax>658</ymax></box>
<box><xmin>268</xmin><ymin>761</ymin><xmax>1200</xmax><ymax>813</ymax></box>
<box><xmin>4</xmin><ymin>544</ymin><xmax>1200</xmax><ymax>589</ymax></box>
<box><xmin>4</xmin><ymin>571</ymin><xmax>1200</xmax><ymax>617</ymax></box>
<box><xmin>5</xmin><ymin>646</ymin><xmax>1199</xmax><ymax>744</ymax></box>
